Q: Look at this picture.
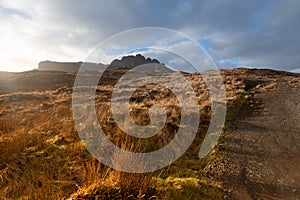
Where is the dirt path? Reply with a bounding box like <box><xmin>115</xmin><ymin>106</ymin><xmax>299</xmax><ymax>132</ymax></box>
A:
<box><xmin>213</xmin><ymin>74</ymin><xmax>300</xmax><ymax>199</ymax></box>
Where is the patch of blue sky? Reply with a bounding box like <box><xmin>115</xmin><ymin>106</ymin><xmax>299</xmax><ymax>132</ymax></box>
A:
<box><xmin>199</xmin><ymin>39</ymin><xmax>212</xmax><ymax>52</ymax></box>
<box><xmin>249</xmin><ymin>0</ymin><xmax>272</xmax><ymax>34</ymax></box>
<box><xmin>126</xmin><ymin>47</ymin><xmax>149</xmax><ymax>55</ymax></box>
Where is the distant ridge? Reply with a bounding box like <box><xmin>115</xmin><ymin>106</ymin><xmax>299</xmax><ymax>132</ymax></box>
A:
<box><xmin>38</xmin><ymin>61</ymin><xmax>106</xmax><ymax>72</ymax></box>
<box><xmin>38</xmin><ymin>54</ymin><xmax>162</xmax><ymax>72</ymax></box>
<box><xmin>38</xmin><ymin>61</ymin><xmax>82</xmax><ymax>72</ymax></box>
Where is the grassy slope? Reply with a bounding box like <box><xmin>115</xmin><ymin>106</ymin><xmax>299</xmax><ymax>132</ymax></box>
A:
<box><xmin>0</xmin><ymin>70</ymin><xmax>250</xmax><ymax>199</ymax></box>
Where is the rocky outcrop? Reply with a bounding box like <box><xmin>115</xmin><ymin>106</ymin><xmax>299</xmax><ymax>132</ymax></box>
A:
<box><xmin>109</xmin><ymin>54</ymin><xmax>160</xmax><ymax>69</ymax></box>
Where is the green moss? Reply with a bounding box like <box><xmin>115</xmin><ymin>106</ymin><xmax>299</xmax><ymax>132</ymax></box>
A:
<box><xmin>154</xmin><ymin>177</ymin><xmax>223</xmax><ymax>200</ymax></box>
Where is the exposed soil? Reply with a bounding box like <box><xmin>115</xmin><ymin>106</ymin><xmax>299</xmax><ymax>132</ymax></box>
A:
<box><xmin>209</xmin><ymin>69</ymin><xmax>300</xmax><ymax>199</ymax></box>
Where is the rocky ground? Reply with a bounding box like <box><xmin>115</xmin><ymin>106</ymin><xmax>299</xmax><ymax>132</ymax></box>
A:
<box><xmin>204</xmin><ymin>68</ymin><xmax>300</xmax><ymax>199</ymax></box>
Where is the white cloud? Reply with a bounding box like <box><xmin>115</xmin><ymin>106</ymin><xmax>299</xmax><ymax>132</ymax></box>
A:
<box><xmin>0</xmin><ymin>0</ymin><xmax>299</xmax><ymax>72</ymax></box>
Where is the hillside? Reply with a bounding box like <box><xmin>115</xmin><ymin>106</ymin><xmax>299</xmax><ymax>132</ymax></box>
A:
<box><xmin>0</xmin><ymin>64</ymin><xmax>300</xmax><ymax>199</ymax></box>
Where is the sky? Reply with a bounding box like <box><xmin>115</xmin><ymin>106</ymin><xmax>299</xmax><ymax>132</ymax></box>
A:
<box><xmin>0</xmin><ymin>0</ymin><xmax>299</xmax><ymax>72</ymax></box>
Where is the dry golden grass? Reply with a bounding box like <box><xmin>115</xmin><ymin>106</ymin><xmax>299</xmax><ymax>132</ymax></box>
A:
<box><xmin>0</xmin><ymin>99</ymin><xmax>164</xmax><ymax>199</ymax></box>
<box><xmin>0</xmin><ymin>68</ymin><xmax>250</xmax><ymax>199</ymax></box>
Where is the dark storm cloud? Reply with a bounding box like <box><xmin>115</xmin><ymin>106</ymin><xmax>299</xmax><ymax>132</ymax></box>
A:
<box><xmin>209</xmin><ymin>0</ymin><xmax>300</xmax><ymax>70</ymax></box>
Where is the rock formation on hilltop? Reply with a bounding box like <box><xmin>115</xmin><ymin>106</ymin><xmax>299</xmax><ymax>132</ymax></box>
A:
<box><xmin>109</xmin><ymin>54</ymin><xmax>160</xmax><ymax>69</ymax></box>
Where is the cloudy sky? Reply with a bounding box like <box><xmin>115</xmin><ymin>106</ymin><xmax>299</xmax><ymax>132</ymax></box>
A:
<box><xmin>0</xmin><ymin>0</ymin><xmax>299</xmax><ymax>72</ymax></box>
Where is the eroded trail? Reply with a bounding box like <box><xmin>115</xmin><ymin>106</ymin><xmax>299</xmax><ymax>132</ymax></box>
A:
<box><xmin>220</xmin><ymin>75</ymin><xmax>300</xmax><ymax>199</ymax></box>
